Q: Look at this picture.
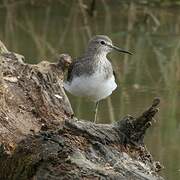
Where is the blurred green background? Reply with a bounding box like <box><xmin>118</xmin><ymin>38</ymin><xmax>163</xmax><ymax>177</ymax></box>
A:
<box><xmin>0</xmin><ymin>0</ymin><xmax>180</xmax><ymax>179</ymax></box>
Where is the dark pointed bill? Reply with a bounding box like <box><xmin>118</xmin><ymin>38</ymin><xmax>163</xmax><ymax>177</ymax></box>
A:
<box><xmin>110</xmin><ymin>44</ymin><xmax>132</xmax><ymax>55</ymax></box>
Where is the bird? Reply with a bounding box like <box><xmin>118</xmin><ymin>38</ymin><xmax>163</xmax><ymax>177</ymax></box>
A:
<box><xmin>64</xmin><ymin>35</ymin><xmax>132</xmax><ymax>123</ymax></box>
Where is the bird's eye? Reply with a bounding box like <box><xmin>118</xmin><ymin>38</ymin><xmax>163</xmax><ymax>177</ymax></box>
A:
<box><xmin>100</xmin><ymin>41</ymin><xmax>105</xmax><ymax>45</ymax></box>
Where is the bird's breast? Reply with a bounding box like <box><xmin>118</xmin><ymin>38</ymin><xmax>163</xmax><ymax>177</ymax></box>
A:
<box><xmin>95</xmin><ymin>58</ymin><xmax>113</xmax><ymax>79</ymax></box>
<box><xmin>64</xmin><ymin>70</ymin><xmax>117</xmax><ymax>102</ymax></box>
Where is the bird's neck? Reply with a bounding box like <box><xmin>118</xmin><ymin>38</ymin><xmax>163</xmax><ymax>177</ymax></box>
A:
<box><xmin>84</xmin><ymin>50</ymin><xmax>108</xmax><ymax>62</ymax></box>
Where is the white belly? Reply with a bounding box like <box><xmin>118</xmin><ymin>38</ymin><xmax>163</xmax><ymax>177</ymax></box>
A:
<box><xmin>64</xmin><ymin>73</ymin><xmax>117</xmax><ymax>102</ymax></box>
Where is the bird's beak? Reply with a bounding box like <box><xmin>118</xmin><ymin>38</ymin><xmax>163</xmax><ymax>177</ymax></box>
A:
<box><xmin>108</xmin><ymin>44</ymin><xmax>132</xmax><ymax>55</ymax></box>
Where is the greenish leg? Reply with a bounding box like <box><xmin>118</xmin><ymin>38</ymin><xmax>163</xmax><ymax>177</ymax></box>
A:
<box><xmin>94</xmin><ymin>101</ymin><xmax>99</xmax><ymax>123</ymax></box>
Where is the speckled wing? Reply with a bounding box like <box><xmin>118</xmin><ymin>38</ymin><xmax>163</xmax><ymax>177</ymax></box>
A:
<box><xmin>66</xmin><ymin>57</ymin><xmax>94</xmax><ymax>83</ymax></box>
<box><xmin>66</xmin><ymin>61</ymin><xmax>74</xmax><ymax>82</ymax></box>
<box><xmin>66</xmin><ymin>59</ymin><xmax>82</xmax><ymax>82</ymax></box>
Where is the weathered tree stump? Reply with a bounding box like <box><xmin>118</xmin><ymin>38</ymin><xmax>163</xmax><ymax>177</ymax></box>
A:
<box><xmin>0</xmin><ymin>40</ymin><xmax>163</xmax><ymax>180</ymax></box>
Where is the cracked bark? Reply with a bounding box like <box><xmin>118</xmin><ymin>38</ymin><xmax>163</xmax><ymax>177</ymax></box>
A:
<box><xmin>0</xmin><ymin>40</ymin><xmax>163</xmax><ymax>180</ymax></box>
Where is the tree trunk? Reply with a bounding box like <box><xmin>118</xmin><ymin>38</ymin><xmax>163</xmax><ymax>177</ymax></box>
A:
<box><xmin>0</xmin><ymin>40</ymin><xmax>163</xmax><ymax>180</ymax></box>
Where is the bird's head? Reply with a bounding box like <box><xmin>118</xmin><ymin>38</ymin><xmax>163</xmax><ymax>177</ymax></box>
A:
<box><xmin>86</xmin><ymin>35</ymin><xmax>132</xmax><ymax>56</ymax></box>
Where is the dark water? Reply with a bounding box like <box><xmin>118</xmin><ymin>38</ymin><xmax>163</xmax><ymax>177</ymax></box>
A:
<box><xmin>0</xmin><ymin>1</ymin><xmax>180</xmax><ymax>179</ymax></box>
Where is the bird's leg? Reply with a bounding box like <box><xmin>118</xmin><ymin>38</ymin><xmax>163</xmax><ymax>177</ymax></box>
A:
<box><xmin>94</xmin><ymin>101</ymin><xmax>99</xmax><ymax>123</ymax></box>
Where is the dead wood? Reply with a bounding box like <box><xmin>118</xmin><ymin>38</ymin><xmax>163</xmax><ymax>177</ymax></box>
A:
<box><xmin>0</xmin><ymin>40</ymin><xmax>163</xmax><ymax>180</ymax></box>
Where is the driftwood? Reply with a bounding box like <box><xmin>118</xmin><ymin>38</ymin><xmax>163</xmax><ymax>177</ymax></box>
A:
<box><xmin>0</xmin><ymin>40</ymin><xmax>163</xmax><ymax>180</ymax></box>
